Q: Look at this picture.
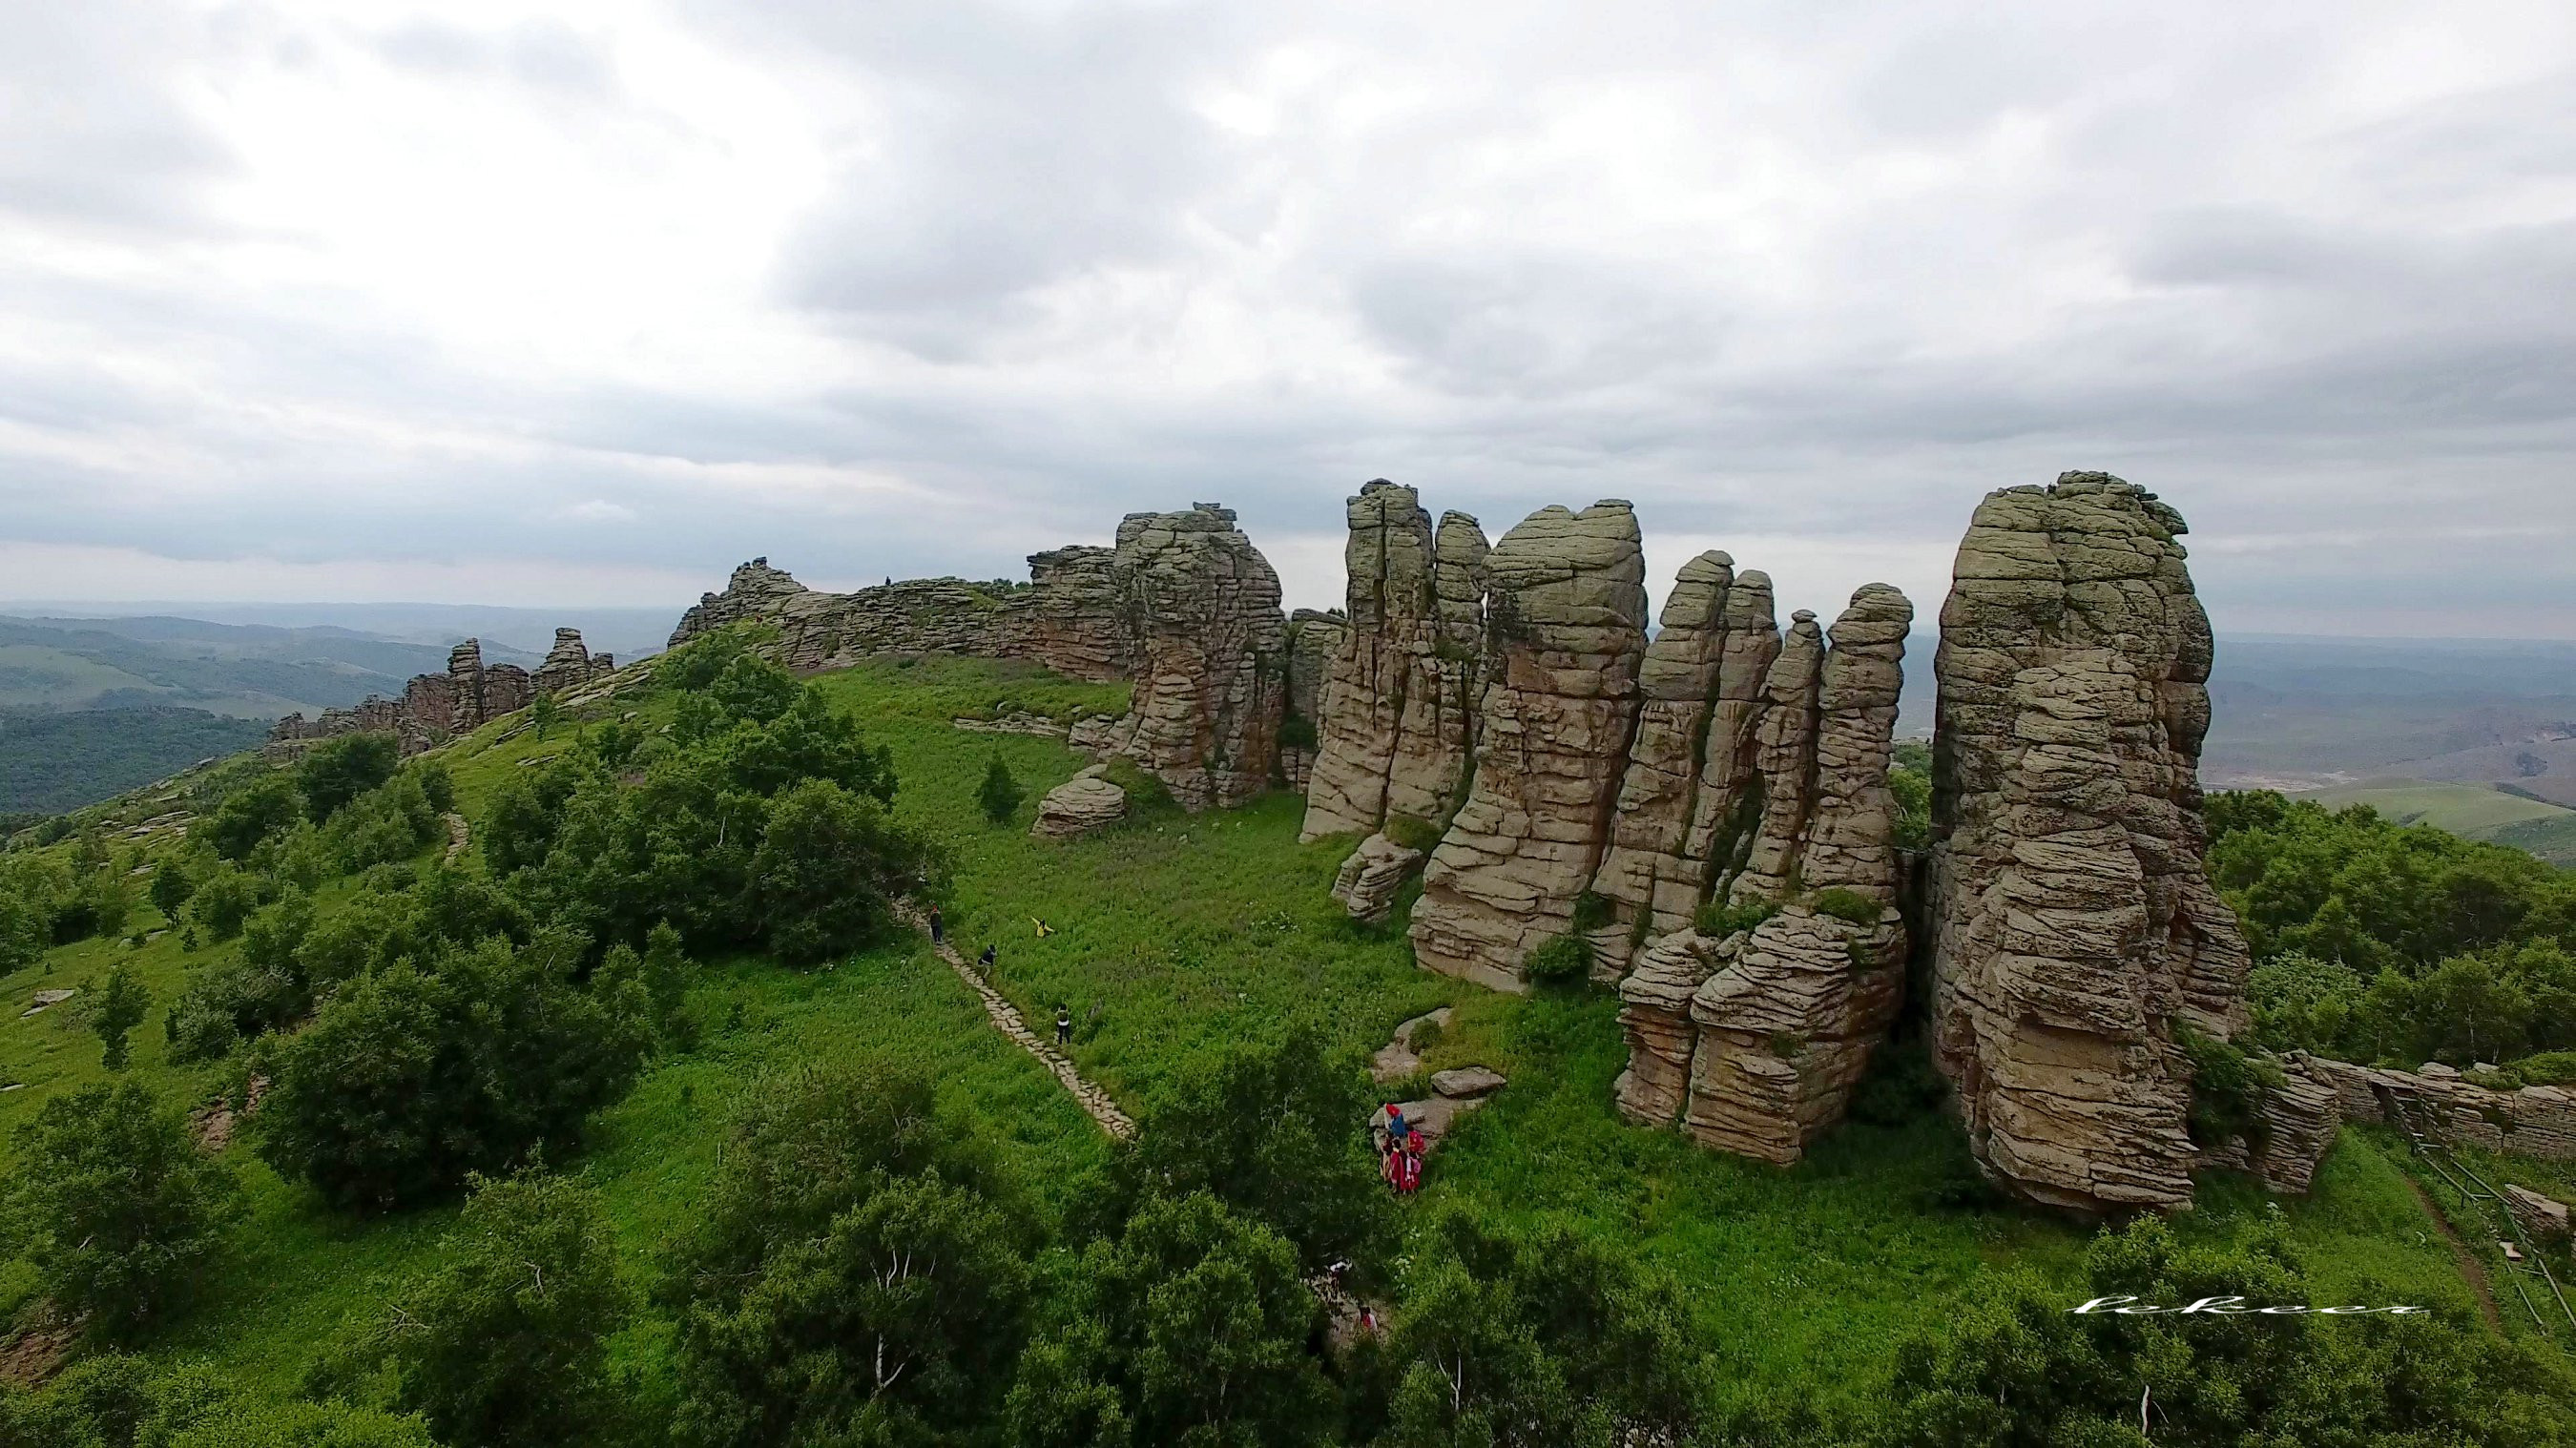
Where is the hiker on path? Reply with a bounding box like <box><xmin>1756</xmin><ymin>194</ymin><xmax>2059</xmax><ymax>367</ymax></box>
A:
<box><xmin>928</xmin><ymin>906</ymin><xmax>944</xmax><ymax>943</ymax></box>
<box><xmin>1056</xmin><ymin>1003</ymin><xmax>1072</xmax><ymax>1046</ymax></box>
<box><xmin>979</xmin><ymin>944</ymin><xmax>996</xmax><ymax>970</ymax></box>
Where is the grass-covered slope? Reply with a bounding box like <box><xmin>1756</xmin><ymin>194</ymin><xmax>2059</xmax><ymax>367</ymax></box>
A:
<box><xmin>0</xmin><ymin>652</ymin><xmax>2557</xmax><ymax>1429</ymax></box>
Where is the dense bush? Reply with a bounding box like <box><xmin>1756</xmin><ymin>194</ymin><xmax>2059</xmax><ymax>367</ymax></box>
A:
<box><xmin>327</xmin><ymin>1171</ymin><xmax>632</xmax><ymax>1448</ymax></box>
<box><xmin>1096</xmin><ymin>1025</ymin><xmax>1387</xmax><ymax>1271</ymax></box>
<box><xmin>0</xmin><ymin>1082</ymin><xmax>239</xmax><ymax>1342</ymax></box>
<box><xmin>296</xmin><ymin>733</ymin><xmax>401</xmax><ymax>823</ymax></box>
<box><xmin>202</xmin><ymin>774</ymin><xmax>302</xmax><ymax>860</ymax></box>
<box><xmin>980</xmin><ymin>752</ymin><xmax>1026</xmax><ymax>824</ymax></box>
<box><xmin>253</xmin><ymin>934</ymin><xmax>651</xmax><ymax>1210</ymax></box>
<box><xmin>1012</xmin><ymin>1190</ymin><xmax>1332</xmax><ymax>1448</ymax></box>
<box><xmin>1362</xmin><ymin>1210</ymin><xmax>1710</xmax><ymax>1448</ymax></box>
<box><xmin>0</xmin><ymin>1355</ymin><xmax>432</xmax><ymax>1448</ymax></box>
<box><xmin>505</xmin><ymin>637</ymin><xmax>929</xmax><ymax>962</ymax></box>
<box><xmin>1525</xmin><ymin>931</ymin><xmax>1593</xmax><ymax>986</ymax></box>
<box><xmin>667</xmin><ymin>1061</ymin><xmax>1034</xmax><ymax>1448</ymax></box>
<box><xmin>2214</xmin><ymin>790</ymin><xmax>2576</xmax><ymax>1066</ymax></box>
<box><xmin>1880</xmin><ymin>1211</ymin><xmax>2576</xmax><ymax>1446</ymax></box>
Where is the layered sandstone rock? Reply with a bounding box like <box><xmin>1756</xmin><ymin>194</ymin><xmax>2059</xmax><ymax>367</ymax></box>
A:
<box><xmin>1331</xmin><ymin>833</ymin><xmax>1425</xmax><ymax>926</ymax></box>
<box><xmin>2317</xmin><ymin>1057</ymin><xmax>2576</xmax><ymax>1162</ymax></box>
<box><xmin>530</xmin><ymin>628</ymin><xmax>610</xmax><ymax>695</ymax></box>
<box><xmin>1301</xmin><ymin>483</ymin><xmax>1444</xmax><ymax>839</ymax></box>
<box><xmin>1087</xmin><ymin>506</ymin><xmax>1286</xmax><ymax>811</ymax></box>
<box><xmin>1588</xmin><ymin>553</ymin><xmax>1740</xmax><ymax>968</ymax></box>
<box><xmin>1280</xmin><ymin>610</ymin><xmax>1346</xmax><ymax>792</ymax></box>
<box><xmin>672</xmin><ymin>504</ymin><xmax>1287</xmax><ymax>811</ymax></box>
<box><xmin>1408</xmin><ymin>502</ymin><xmax>1647</xmax><ymax>991</ymax></box>
<box><xmin>1615</xmin><ymin>929</ymin><xmax>1721</xmax><ymax>1125</ymax></box>
<box><xmin>1927</xmin><ymin>471</ymin><xmax>2271</xmax><ymax>1212</ymax></box>
<box><xmin>1654</xmin><ymin>587</ymin><xmax>1915</xmax><ymax>1164</ymax></box>
<box><xmin>273</xmin><ymin>629</ymin><xmax>610</xmax><ymax>755</ymax></box>
<box><xmin>1032</xmin><ymin>765</ymin><xmax>1128</xmax><ymax>839</ymax></box>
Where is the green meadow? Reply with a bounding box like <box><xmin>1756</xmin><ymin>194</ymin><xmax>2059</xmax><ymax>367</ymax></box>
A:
<box><xmin>1</xmin><ymin>652</ymin><xmax>2561</xmax><ymax>1416</ymax></box>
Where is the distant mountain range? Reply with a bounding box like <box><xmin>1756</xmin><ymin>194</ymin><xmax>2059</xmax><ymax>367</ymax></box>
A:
<box><xmin>0</xmin><ymin>606</ymin><xmax>681</xmax><ymax>815</ymax></box>
<box><xmin>7</xmin><ymin>609</ymin><xmax>2575</xmax><ymax>864</ymax></box>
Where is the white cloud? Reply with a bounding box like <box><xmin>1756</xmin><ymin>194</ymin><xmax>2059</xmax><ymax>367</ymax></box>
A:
<box><xmin>0</xmin><ymin>0</ymin><xmax>2571</xmax><ymax>638</ymax></box>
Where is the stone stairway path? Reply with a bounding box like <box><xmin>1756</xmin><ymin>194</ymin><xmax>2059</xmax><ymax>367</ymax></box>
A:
<box><xmin>898</xmin><ymin>904</ymin><xmax>1135</xmax><ymax>1140</ymax></box>
<box><xmin>442</xmin><ymin>812</ymin><xmax>470</xmax><ymax>864</ymax></box>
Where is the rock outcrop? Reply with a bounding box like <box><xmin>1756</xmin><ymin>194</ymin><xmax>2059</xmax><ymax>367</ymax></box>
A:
<box><xmin>272</xmin><ymin>630</ymin><xmax>616</xmax><ymax>755</ymax></box>
<box><xmin>1407</xmin><ymin>502</ymin><xmax>1647</xmax><ymax>992</ymax></box>
<box><xmin>1926</xmin><ymin>471</ymin><xmax>2266</xmax><ymax>1212</ymax></box>
<box><xmin>1585</xmin><ymin>558</ymin><xmax>1799</xmax><ymax>978</ymax></box>
<box><xmin>675</xmin><ymin>504</ymin><xmax>1286</xmax><ymax>812</ymax></box>
<box><xmin>1331</xmin><ymin>833</ymin><xmax>1425</xmax><ymax>926</ymax></box>
<box><xmin>1032</xmin><ymin>764</ymin><xmax>1128</xmax><ymax>839</ymax></box>
<box><xmin>1613</xmin><ymin>586</ymin><xmax>1915</xmax><ymax>1164</ymax></box>
<box><xmin>1281</xmin><ymin>609</ymin><xmax>1346</xmax><ymax>791</ymax></box>
<box><xmin>1300</xmin><ymin>483</ymin><xmax>1489</xmax><ymax>842</ymax></box>
<box><xmin>2318</xmin><ymin>1057</ymin><xmax>2576</xmax><ymax>1162</ymax></box>
<box><xmin>530</xmin><ymin>628</ymin><xmax>615</xmax><ymax>696</ymax></box>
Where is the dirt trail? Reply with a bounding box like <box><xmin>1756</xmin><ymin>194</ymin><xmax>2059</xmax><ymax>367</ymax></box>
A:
<box><xmin>2403</xmin><ymin>1175</ymin><xmax>2504</xmax><ymax>1332</ymax></box>
<box><xmin>443</xmin><ymin>812</ymin><xmax>470</xmax><ymax>864</ymax></box>
<box><xmin>899</xmin><ymin>904</ymin><xmax>1134</xmax><ymax>1140</ymax></box>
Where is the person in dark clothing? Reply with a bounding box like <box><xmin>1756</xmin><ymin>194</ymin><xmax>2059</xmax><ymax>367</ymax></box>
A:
<box><xmin>979</xmin><ymin>944</ymin><xmax>996</xmax><ymax>970</ymax></box>
<box><xmin>1055</xmin><ymin>1004</ymin><xmax>1072</xmax><ymax>1046</ymax></box>
<box><xmin>927</xmin><ymin>906</ymin><xmax>944</xmax><ymax>943</ymax></box>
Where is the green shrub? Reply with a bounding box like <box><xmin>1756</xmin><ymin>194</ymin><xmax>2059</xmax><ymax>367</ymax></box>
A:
<box><xmin>1278</xmin><ymin>713</ymin><xmax>1319</xmax><ymax>752</ymax></box>
<box><xmin>1693</xmin><ymin>896</ymin><xmax>1777</xmax><ymax>940</ymax></box>
<box><xmin>1</xmin><ymin>1081</ymin><xmax>239</xmax><ymax>1342</ymax></box>
<box><xmin>1526</xmin><ymin>932</ymin><xmax>1592</xmax><ymax>986</ymax></box>
<box><xmin>296</xmin><ymin>733</ymin><xmax>400</xmax><ymax>823</ymax></box>
<box><xmin>978</xmin><ymin>753</ymin><xmax>1025</xmax><ymax>824</ymax></box>
<box><xmin>1383</xmin><ymin>814</ymin><xmax>1444</xmax><ymax>854</ymax></box>
<box><xmin>2179</xmin><ymin>1025</ymin><xmax>2285</xmax><ymax>1148</ymax></box>
<box><xmin>1811</xmin><ymin>888</ymin><xmax>1880</xmax><ymax>926</ymax></box>
<box><xmin>1569</xmin><ymin>889</ymin><xmax>1613</xmax><ymax>931</ymax></box>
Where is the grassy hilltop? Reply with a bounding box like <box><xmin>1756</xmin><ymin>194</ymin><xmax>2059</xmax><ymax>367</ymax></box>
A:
<box><xmin>1</xmin><ymin>649</ymin><xmax>2568</xmax><ymax>1441</ymax></box>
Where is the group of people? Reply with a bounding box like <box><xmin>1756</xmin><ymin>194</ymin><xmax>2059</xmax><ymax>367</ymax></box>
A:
<box><xmin>930</xmin><ymin>906</ymin><xmax>1075</xmax><ymax>1047</ymax></box>
<box><xmin>1373</xmin><ymin>1103</ymin><xmax>1425</xmax><ymax>1195</ymax></box>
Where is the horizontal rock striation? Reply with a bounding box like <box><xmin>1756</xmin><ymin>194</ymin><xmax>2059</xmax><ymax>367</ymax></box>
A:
<box><xmin>1299</xmin><ymin>483</ymin><xmax>1488</xmax><ymax>842</ymax></box>
<box><xmin>1408</xmin><ymin>501</ymin><xmax>1647</xmax><ymax>992</ymax></box>
<box><xmin>1606</xmin><ymin>585</ymin><xmax>1915</xmax><ymax>1163</ymax></box>
<box><xmin>2319</xmin><ymin>1057</ymin><xmax>2576</xmax><ymax>1163</ymax></box>
<box><xmin>1331</xmin><ymin>833</ymin><xmax>1425</xmax><ymax>926</ymax></box>
<box><xmin>1926</xmin><ymin>471</ymin><xmax>2294</xmax><ymax>1212</ymax></box>
<box><xmin>675</xmin><ymin>504</ymin><xmax>1287</xmax><ymax>812</ymax></box>
<box><xmin>271</xmin><ymin>629</ymin><xmax>617</xmax><ymax>755</ymax></box>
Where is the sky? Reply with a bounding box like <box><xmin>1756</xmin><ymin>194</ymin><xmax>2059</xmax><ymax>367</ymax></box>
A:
<box><xmin>3</xmin><ymin>1</ymin><xmax>2573</xmax><ymax>637</ymax></box>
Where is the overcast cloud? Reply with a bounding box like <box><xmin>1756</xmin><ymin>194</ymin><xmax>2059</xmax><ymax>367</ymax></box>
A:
<box><xmin>3</xmin><ymin>0</ymin><xmax>2572</xmax><ymax>635</ymax></box>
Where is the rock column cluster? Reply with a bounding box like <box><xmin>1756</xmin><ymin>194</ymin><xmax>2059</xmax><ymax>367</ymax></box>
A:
<box><xmin>1407</xmin><ymin>502</ymin><xmax>1649</xmax><ymax>992</ymax></box>
<box><xmin>1926</xmin><ymin>472</ymin><xmax>2254</xmax><ymax>1212</ymax></box>
<box><xmin>1299</xmin><ymin>482</ymin><xmax>1489</xmax><ymax>842</ymax></box>
<box><xmin>1646</xmin><ymin>587</ymin><xmax>1916</xmax><ymax>1163</ymax></box>
<box><xmin>272</xmin><ymin>627</ymin><xmax>615</xmax><ymax>755</ymax></box>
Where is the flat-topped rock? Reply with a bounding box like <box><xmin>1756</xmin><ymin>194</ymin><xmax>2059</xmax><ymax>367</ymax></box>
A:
<box><xmin>1370</xmin><ymin>1007</ymin><xmax>1453</xmax><ymax>1084</ymax></box>
<box><xmin>1032</xmin><ymin>767</ymin><xmax>1128</xmax><ymax>839</ymax></box>
<box><xmin>1431</xmin><ymin>1065</ymin><xmax>1506</xmax><ymax>1100</ymax></box>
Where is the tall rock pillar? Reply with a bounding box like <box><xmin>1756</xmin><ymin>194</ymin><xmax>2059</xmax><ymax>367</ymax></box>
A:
<box><xmin>1927</xmin><ymin>471</ymin><xmax>2250</xmax><ymax>1212</ymax></box>
<box><xmin>1409</xmin><ymin>502</ymin><xmax>1648</xmax><ymax>992</ymax></box>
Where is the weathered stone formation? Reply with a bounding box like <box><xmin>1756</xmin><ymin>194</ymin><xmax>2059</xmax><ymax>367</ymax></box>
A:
<box><xmin>1408</xmin><ymin>502</ymin><xmax>1648</xmax><ymax>992</ymax></box>
<box><xmin>1280</xmin><ymin>609</ymin><xmax>1346</xmax><ymax>791</ymax></box>
<box><xmin>2189</xmin><ymin>1051</ymin><xmax>2341</xmax><ymax>1194</ymax></box>
<box><xmin>1032</xmin><ymin>763</ymin><xmax>1128</xmax><ymax>839</ymax></box>
<box><xmin>2318</xmin><ymin>1057</ymin><xmax>2576</xmax><ymax>1162</ymax></box>
<box><xmin>1331</xmin><ymin>832</ymin><xmax>1425</xmax><ymax>926</ymax></box>
<box><xmin>1926</xmin><ymin>471</ymin><xmax>2275</xmax><ymax>1212</ymax></box>
<box><xmin>1608</xmin><ymin>586</ymin><xmax>1915</xmax><ymax>1164</ymax></box>
<box><xmin>530</xmin><ymin>628</ymin><xmax>616</xmax><ymax>695</ymax></box>
<box><xmin>674</xmin><ymin>504</ymin><xmax>1286</xmax><ymax>811</ymax></box>
<box><xmin>1080</xmin><ymin>506</ymin><xmax>1288</xmax><ymax>810</ymax></box>
<box><xmin>1588</xmin><ymin>554</ymin><xmax>1780</xmax><ymax>971</ymax></box>
<box><xmin>271</xmin><ymin>631</ymin><xmax>602</xmax><ymax>755</ymax></box>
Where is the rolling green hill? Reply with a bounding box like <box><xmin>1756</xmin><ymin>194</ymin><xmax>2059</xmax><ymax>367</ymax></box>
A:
<box><xmin>0</xmin><ymin>652</ymin><xmax>2540</xmax><ymax>1437</ymax></box>
<box><xmin>2303</xmin><ymin>776</ymin><xmax>2576</xmax><ymax>867</ymax></box>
